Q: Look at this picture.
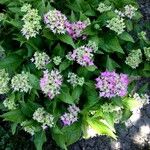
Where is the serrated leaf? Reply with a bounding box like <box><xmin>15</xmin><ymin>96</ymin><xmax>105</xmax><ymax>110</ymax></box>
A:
<box><xmin>28</xmin><ymin>74</ymin><xmax>40</xmax><ymax>90</ymax></box>
<box><xmin>72</xmin><ymin>86</ymin><xmax>83</xmax><ymax>103</ymax></box>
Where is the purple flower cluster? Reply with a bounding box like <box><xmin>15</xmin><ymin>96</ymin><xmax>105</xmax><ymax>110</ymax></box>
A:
<box><xmin>40</xmin><ymin>69</ymin><xmax>63</xmax><ymax>99</ymax></box>
<box><xmin>67</xmin><ymin>41</ymin><xmax>97</xmax><ymax>66</ymax></box>
<box><xmin>95</xmin><ymin>71</ymin><xmax>129</xmax><ymax>98</ymax></box>
<box><xmin>65</xmin><ymin>21</ymin><xmax>87</xmax><ymax>39</ymax></box>
<box><xmin>60</xmin><ymin>105</ymin><xmax>80</xmax><ymax>126</ymax></box>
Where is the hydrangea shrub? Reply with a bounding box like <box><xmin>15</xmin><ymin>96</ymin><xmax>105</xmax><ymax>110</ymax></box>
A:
<box><xmin>0</xmin><ymin>0</ymin><xmax>150</xmax><ymax>149</ymax></box>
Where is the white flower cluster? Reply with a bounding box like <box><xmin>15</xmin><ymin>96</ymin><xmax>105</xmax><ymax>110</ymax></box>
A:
<box><xmin>31</xmin><ymin>52</ymin><xmax>50</xmax><ymax>69</ymax></box>
<box><xmin>21</xmin><ymin>4</ymin><xmax>41</xmax><ymax>39</ymax></box>
<box><xmin>97</xmin><ymin>2</ymin><xmax>112</xmax><ymax>13</ymax></box>
<box><xmin>60</xmin><ymin>105</ymin><xmax>80</xmax><ymax>126</ymax></box>
<box><xmin>44</xmin><ymin>9</ymin><xmax>67</xmax><ymax>34</ymax></box>
<box><xmin>138</xmin><ymin>31</ymin><xmax>147</xmax><ymax>41</ymax></box>
<box><xmin>67</xmin><ymin>72</ymin><xmax>84</xmax><ymax>87</ymax></box>
<box><xmin>53</xmin><ymin>56</ymin><xmax>62</xmax><ymax>66</ymax></box>
<box><xmin>33</xmin><ymin>107</ymin><xmax>54</xmax><ymax>129</ymax></box>
<box><xmin>0</xmin><ymin>69</ymin><xmax>10</xmax><ymax>94</ymax></box>
<box><xmin>21</xmin><ymin>120</ymin><xmax>37</xmax><ymax>135</ymax></box>
<box><xmin>11</xmin><ymin>72</ymin><xmax>32</xmax><ymax>92</ymax></box>
<box><xmin>3</xmin><ymin>97</ymin><xmax>17</xmax><ymax>110</ymax></box>
<box><xmin>144</xmin><ymin>47</ymin><xmax>150</xmax><ymax>61</ymax></box>
<box><xmin>124</xmin><ymin>5</ymin><xmax>137</xmax><ymax>19</ymax></box>
<box><xmin>115</xmin><ymin>5</ymin><xmax>137</xmax><ymax>19</ymax></box>
<box><xmin>125</xmin><ymin>49</ymin><xmax>142</xmax><ymax>69</ymax></box>
<box><xmin>133</xmin><ymin>93</ymin><xmax>149</xmax><ymax>107</ymax></box>
<box><xmin>106</xmin><ymin>16</ymin><xmax>125</xmax><ymax>35</ymax></box>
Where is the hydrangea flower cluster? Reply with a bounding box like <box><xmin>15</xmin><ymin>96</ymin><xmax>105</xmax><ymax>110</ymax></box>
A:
<box><xmin>95</xmin><ymin>71</ymin><xmax>129</xmax><ymax>98</ymax></box>
<box><xmin>44</xmin><ymin>9</ymin><xmax>67</xmax><ymax>34</ymax></box>
<box><xmin>106</xmin><ymin>16</ymin><xmax>125</xmax><ymax>35</ymax></box>
<box><xmin>124</xmin><ymin>5</ymin><xmax>137</xmax><ymax>19</ymax></box>
<box><xmin>133</xmin><ymin>93</ymin><xmax>149</xmax><ymax>107</ymax></box>
<box><xmin>67</xmin><ymin>41</ymin><xmax>98</xmax><ymax>66</ymax></box>
<box><xmin>97</xmin><ymin>2</ymin><xmax>112</xmax><ymax>13</ymax></box>
<box><xmin>21</xmin><ymin>4</ymin><xmax>41</xmax><ymax>39</ymax></box>
<box><xmin>53</xmin><ymin>56</ymin><xmax>62</xmax><ymax>66</ymax></box>
<box><xmin>31</xmin><ymin>52</ymin><xmax>50</xmax><ymax>69</ymax></box>
<box><xmin>40</xmin><ymin>69</ymin><xmax>63</xmax><ymax>99</ymax></box>
<box><xmin>114</xmin><ymin>10</ymin><xmax>125</xmax><ymax>17</ymax></box>
<box><xmin>67</xmin><ymin>72</ymin><xmax>84</xmax><ymax>87</ymax></box>
<box><xmin>138</xmin><ymin>31</ymin><xmax>147</xmax><ymax>41</ymax></box>
<box><xmin>125</xmin><ymin>49</ymin><xmax>142</xmax><ymax>69</ymax></box>
<box><xmin>65</xmin><ymin>21</ymin><xmax>88</xmax><ymax>39</ymax></box>
<box><xmin>3</xmin><ymin>97</ymin><xmax>17</xmax><ymax>110</ymax></box>
<box><xmin>0</xmin><ymin>69</ymin><xmax>10</xmax><ymax>94</ymax></box>
<box><xmin>33</xmin><ymin>107</ymin><xmax>54</xmax><ymax>129</ymax></box>
<box><xmin>60</xmin><ymin>105</ymin><xmax>80</xmax><ymax>126</ymax></box>
<box><xmin>11</xmin><ymin>72</ymin><xmax>32</xmax><ymax>92</ymax></box>
<box><xmin>144</xmin><ymin>47</ymin><xmax>150</xmax><ymax>61</ymax></box>
<box><xmin>21</xmin><ymin>120</ymin><xmax>37</xmax><ymax>135</ymax></box>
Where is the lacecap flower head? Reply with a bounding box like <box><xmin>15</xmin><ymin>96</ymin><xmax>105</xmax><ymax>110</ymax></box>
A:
<box><xmin>33</xmin><ymin>107</ymin><xmax>54</xmax><ymax>129</ymax></box>
<box><xmin>53</xmin><ymin>56</ymin><xmax>62</xmax><ymax>66</ymax></box>
<box><xmin>21</xmin><ymin>5</ymin><xmax>41</xmax><ymax>39</ymax></box>
<box><xmin>106</xmin><ymin>16</ymin><xmax>125</xmax><ymax>35</ymax></box>
<box><xmin>95</xmin><ymin>71</ymin><xmax>129</xmax><ymax>98</ymax></box>
<box><xmin>11</xmin><ymin>72</ymin><xmax>32</xmax><ymax>92</ymax></box>
<box><xmin>44</xmin><ymin>9</ymin><xmax>67</xmax><ymax>34</ymax></box>
<box><xmin>125</xmin><ymin>49</ymin><xmax>142</xmax><ymax>69</ymax></box>
<box><xmin>40</xmin><ymin>69</ymin><xmax>63</xmax><ymax>99</ymax></box>
<box><xmin>144</xmin><ymin>47</ymin><xmax>150</xmax><ymax>61</ymax></box>
<box><xmin>97</xmin><ymin>2</ymin><xmax>112</xmax><ymax>13</ymax></box>
<box><xmin>0</xmin><ymin>69</ymin><xmax>10</xmax><ymax>94</ymax></box>
<box><xmin>60</xmin><ymin>105</ymin><xmax>80</xmax><ymax>126</ymax></box>
<box><xmin>3</xmin><ymin>97</ymin><xmax>17</xmax><ymax>110</ymax></box>
<box><xmin>31</xmin><ymin>51</ymin><xmax>50</xmax><ymax>69</ymax></box>
<box><xmin>67</xmin><ymin>41</ymin><xmax>98</xmax><ymax>66</ymax></box>
<box><xmin>67</xmin><ymin>72</ymin><xmax>84</xmax><ymax>87</ymax></box>
<box><xmin>124</xmin><ymin>5</ymin><xmax>137</xmax><ymax>19</ymax></box>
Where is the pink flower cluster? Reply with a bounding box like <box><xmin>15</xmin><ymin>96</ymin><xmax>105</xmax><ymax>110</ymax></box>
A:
<box><xmin>95</xmin><ymin>71</ymin><xmax>129</xmax><ymax>98</ymax></box>
<box><xmin>65</xmin><ymin>21</ymin><xmax>87</xmax><ymax>39</ymax></box>
<box><xmin>60</xmin><ymin>105</ymin><xmax>80</xmax><ymax>126</ymax></box>
<box><xmin>40</xmin><ymin>69</ymin><xmax>63</xmax><ymax>99</ymax></box>
<box><xmin>67</xmin><ymin>41</ymin><xmax>97</xmax><ymax>66</ymax></box>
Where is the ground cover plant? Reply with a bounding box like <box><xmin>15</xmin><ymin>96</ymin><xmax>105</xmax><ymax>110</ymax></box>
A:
<box><xmin>0</xmin><ymin>0</ymin><xmax>150</xmax><ymax>149</ymax></box>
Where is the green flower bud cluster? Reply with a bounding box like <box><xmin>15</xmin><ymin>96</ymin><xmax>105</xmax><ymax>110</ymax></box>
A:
<box><xmin>3</xmin><ymin>97</ymin><xmax>17</xmax><ymax>110</ymax></box>
<box><xmin>87</xmin><ymin>41</ymin><xmax>98</xmax><ymax>53</ymax></box>
<box><xmin>106</xmin><ymin>16</ymin><xmax>125</xmax><ymax>35</ymax></box>
<box><xmin>0</xmin><ymin>69</ymin><xmax>10</xmax><ymax>94</ymax></box>
<box><xmin>33</xmin><ymin>107</ymin><xmax>54</xmax><ymax>129</ymax></box>
<box><xmin>21</xmin><ymin>4</ymin><xmax>41</xmax><ymax>39</ymax></box>
<box><xmin>125</xmin><ymin>49</ymin><xmax>142</xmax><ymax>69</ymax></box>
<box><xmin>144</xmin><ymin>47</ymin><xmax>150</xmax><ymax>61</ymax></box>
<box><xmin>21</xmin><ymin>120</ymin><xmax>38</xmax><ymax>135</ymax></box>
<box><xmin>97</xmin><ymin>2</ymin><xmax>112</xmax><ymax>13</ymax></box>
<box><xmin>67</xmin><ymin>72</ymin><xmax>84</xmax><ymax>87</ymax></box>
<box><xmin>138</xmin><ymin>31</ymin><xmax>147</xmax><ymax>41</ymax></box>
<box><xmin>31</xmin><ymin>52</ymin><xmax>50</xmax><ymax>69</ymax></box>
<box><xmin>11</xmin><ymin>72</ymin><xmax>32</xmax><ymax>92</ymax></box>
<box><xmin>53</xmin><ymin>56</ymin><xmax>62</xmax><ymax>66</ymax></box>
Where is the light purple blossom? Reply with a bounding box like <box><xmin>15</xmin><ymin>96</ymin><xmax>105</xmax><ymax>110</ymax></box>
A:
<box><xmin>65</xmin><ymin>21</ymin><xmax>87</xmax><ymax>39</ymax></box>
<box><xmin>67</xmin><ymin>41</ymin><xmax>98</xmax><ymax>66</ymax></box>
<box><xmin>40</xmin><ymin>69</ymin><xmax>63</xmax><ymax>99</ymax></box>
<box><xmin>95</xmin><ymin>71</ymin><xmax>129</xmax><ymax>98</ymax></box>
<box><xmin>60</xmin><ymin>105</ymin><xmax>80</xmax><ymax>126</ymax></box>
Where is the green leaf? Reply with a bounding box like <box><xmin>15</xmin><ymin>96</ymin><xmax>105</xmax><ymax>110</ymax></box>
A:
<box><xmin>62</xmin><ymin>122</ymin><xmax>82</xmax><ymax>146</ymax></box>
<box><xmin>59</xmin><ymin>60</ymin><xmax>72</xmax><ymax>72</ymax></box>
<box><xmin>53</xmin><ymin>43</ymin><xmax>65</xmax><ymax>57</ymax></box>
<box><xmin>28</xmin><ymin>74</ymin><xmax>40</xmax><ymax>90</ymax></box>
<box><xmin>1</xmin><ymin>109</ymin><xmax>25</xmax><ymax>123</ymax></box>
<box><xmin>34</xmin><ymin>130</ymin><xmax>46</xmax><ymax>150</ymax></box>
<box><xmin>87</xmin><ymin>118</ymin><xmax>116</xmax><ymax>139</ymax></box>
<box><xmin>0</xmin><ymin>54</ymin><xmax>22</xmax><ymax>70</ymax></box>
<box><xmin>58</xmin><ymin>85</ymin><xmax>74</xmax><ymax>104</ymax></box>
<box><xmin>85</xmin><ymin>65</ymin><xmax>97</xmax><ymax>72</ymax></box>
<box><xmin>119</xmin><ymin>32</ymin><xmax>134</xmax><ymax>43</ymax></box>
<box><xmin>11</xmin><ymin>123</ymin><xmax>18</xmax><ymax>135</ymax></box>
<box><xmin>57</xmin><ymin>34</ymin><xmax>75</xmax><ymax>48</ymax></box>
<box><xmin>72</xmin><ymin>86</ymin><xmax>83</xmax><ymax>103</ymax></box>
<box><xmin>122</xmin><ymin>97</ymin><xmax>141</xmax><ymax>110</ymax></box>
<box><xmin>106</xmin><ymin>55</ymin><xmax>120</xmax><ymax>71</ymax></box>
